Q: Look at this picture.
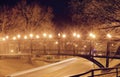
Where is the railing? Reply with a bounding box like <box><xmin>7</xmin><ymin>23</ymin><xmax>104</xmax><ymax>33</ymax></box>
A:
<box><xmin>70</xmin><ymin>67</ymin><xmax>120</xmax><ymax>77</ymax></box>
<box><xmin>0</xmin><ymin>40</ymin><xmax>120</xmax><ymax>59</ymax></box>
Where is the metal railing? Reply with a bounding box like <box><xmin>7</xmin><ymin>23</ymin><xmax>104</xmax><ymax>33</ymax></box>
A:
<box><xmin>0</xmin><ymin>40</ymin><xmax>120</xmax><ymax>59</ymax></box>
<box><xmin>70</xmin><ymin>67</ymin><xmax>120</xmax><ymax>77</ymax></box>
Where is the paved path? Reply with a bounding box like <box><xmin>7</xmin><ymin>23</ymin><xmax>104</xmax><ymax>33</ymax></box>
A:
<box><xmin>7</xmin><ymin>57</ymin><xmax>94</xmax><ymax>77</ymax></box>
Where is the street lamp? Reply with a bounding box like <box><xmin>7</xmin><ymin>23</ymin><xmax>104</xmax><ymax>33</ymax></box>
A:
<box><xmin>17</xmin><ymin>34</ymin><xmax>21</xmax><ymax>39</ymax></box>
<box><xmin>36</xmin><ymin>35</ymin><xmax>40</xmax><ymax>39</ymax></box>
<box><xmin>57</xmin><ymin>33</ymin><xmax>61</xmax><ymax>54</ymax></box>
<box><xmin>106</xmin><ymin>33</ymin><xmax>112</xmax><ymax>68</ymax></box>
<box><xmin>43</xmin><ymin>33</ymin><xmax>47</xmax><ymax>54</ymax></box>
<box><xmin>24</xmin><ymin>35</ymin><xmax>27</xmax><ymax>39</ymax></box>
<box><xmin>13</xmin><ymin>37</ymin><xmax>17</xmax><ymax>40</ymax></box>
<box><xmin>43</xmin><ymin>33</ymin><xmax>47</xmax><ymax>38</ymax></box>
<box><xmin>62</xmin><ymin>34</ymin><xmax>66</xmax><ymax>53</ymax></box>
<box><xmin>58</xmin><ymin>33</ymin><xmax>61</xmax><ymax>37</ymax></box>
<box><xmin>2</xmin><ymin>38</ymin><xmax>6</xmax><ymax>41</ymax></box>
<box><xmin>10</xmin><ymin>49</ymin><xmax>14</xmax><ymax>53</ymax></box>
<box><xmin>62</xmin><ymin>34</ymin><xmax>66</xmax><ymax>38</ymax></box>
<box><xmin>107</xmin><ymin>34</ymin><xmax>112</xmax><ymax>38</ymax></box>
<box><xmin>48</xmin><ymin>34</ymin><xmax>52</xmax><ymax>38</ymax></box>
<box><xmin>6</xmin><ymin>36</ymin><xmax>9</xmax><ymax>39</ymax></box>
<box><xmin>55</xmin><ymin>41</ymin><xmax>58</xmax><ymax>44</ymax></box>
<box><xmin>76</xmin><ymin>34</ymin><xmax>80</xmax><ymax>38</ymax></box>
<box><xmin>89</xmin><ymin>33</ymin><xmax>96</xmax><ymax>39</ymax></box>
<box><xmin>73</xmin><ymin>32</ymin><xmax>77</xmax><ymax>37</ymax></box>
<box><xmin>29</xmin><ymin>34</ymin><xmax>33</xmax><ymax>55</ymax></box>
<box><xmin>17</xmin><ymin>34</ymin><xmax>21</xmax><ymax>53</ymax></box>
<box><xmin>29</xmin><ymin>33</ymin><xmax>33</xmax><ymax>38</ymax></box>
<box><xmin>89</xmin><ymin>33</ymin><xmax>96</xmax><ymax>57</ymax></box>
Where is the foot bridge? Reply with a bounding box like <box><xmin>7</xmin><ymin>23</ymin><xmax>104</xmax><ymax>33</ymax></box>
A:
<box><xmin>0</xmin><ymin>39</ymin><xmax>120</xmax><ymax>68</ymax></box>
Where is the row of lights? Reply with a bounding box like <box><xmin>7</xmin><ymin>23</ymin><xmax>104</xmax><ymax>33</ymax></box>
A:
<box><xmin>1</xmin><ymin>33</ymin><xmax>112</xmax><ymax>41</ymax></box>
<box><xmin>2</xmin><ymin>33</ymin><xmax>53</xmax><ymax>41</ymax></box>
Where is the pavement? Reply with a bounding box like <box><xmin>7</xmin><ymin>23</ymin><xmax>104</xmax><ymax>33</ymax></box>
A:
<box><xmin>7</xmin><ymin>57</ymin><xmax>94</xmax><ymax>77</ymax></box>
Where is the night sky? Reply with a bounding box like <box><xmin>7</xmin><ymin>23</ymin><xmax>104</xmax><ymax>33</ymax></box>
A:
<box><xmin>0</xmin><ymin>0</ymin><xmax>71</xmax><ymax>26</ymax></box>
<box><xmin>39</xmin><ymin>0</ymin><xmax>72</xmax><ymax>27</ymax></box>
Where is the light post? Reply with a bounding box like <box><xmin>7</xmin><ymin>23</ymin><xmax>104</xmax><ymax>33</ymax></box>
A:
<box><xmin>73</xmin><ymin>33</ymin><xmax>80</xmax><ymax>54</ymax></box>
<box><xmin>43</xmin><ymin>33</ymin><xmax>47</xmax><ymax>54</ymax></box>
<box><xmin>62</xmin><ymin>34</ymin><xmax>66</xmax><ymax>53</ymax></box>
<box><xmin>12</xmin><ymin>36</ymin><xmax>17</xmax><ymax>54</ymax></box>
<box><xmin>24</xmin><ymin>35</ymin><xmax>27</xmax><ymax>53</ymax></box>
<box><xmin>89</xmin><ymin>33</ymin><xmax>96</xmax><ymax>57</ymax></box>
<box><xmin>29</xmin><ymin>34</ymin><xmax>33</xmax><ymax>55</ymax></box>
<box><xmin>106</xmin><ymin>33</ymin><xmax>112</xmax><ymax>68</ymax></box>
<box><xmin>17</xmin><ymin>34</ymin><xmax>21</xmax><ymax>53</ymax></box>
<box><xmin>2</xmin><ymin>37</ymin><xmax>7</xmax><ymax>54</ymax></box>
<box><xmin>57</xmin><ymin>33</ymin><xmax>61</xmax><ymax>54</ymax></box>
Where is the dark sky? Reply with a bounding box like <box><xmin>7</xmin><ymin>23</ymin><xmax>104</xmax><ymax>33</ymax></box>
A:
<box><xmin>40</xmin><ymin>0</ymin><xmax>71</xmax><ymax>26</ymax></box>
<box><xmin>0</xmin><ymin>0</ymin><xmax>71</xmax><ymax>26</ymax></box>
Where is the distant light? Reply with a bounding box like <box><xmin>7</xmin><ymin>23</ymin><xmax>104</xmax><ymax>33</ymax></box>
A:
<box><xmin>89</xmin><ymin>33</ymin><xmax>93</xmax><ymax>37</ymax></box>
<box><xmin>107</xmin><ymin>34</ymin><xmax>112</xmax><ymax>38</ymax></box>
<box><xmin>84</xmin><ymin>45</ymin><xmax>87</xmax><ymax>48</ymax></box>
<box><xmin>96</xmin><ymin>43</ymin><xmax>98</xmax><ymax>46</ymax></box>
<box><xmin>77</xmin><ymin>34</ymin><xmax>80</xmax><ymax>38</ymax></box>
<box><xmin>73</xmin><ymin>33</ymin><xmax>77</xmax><ymax>37</ymax></box>
<box><xmin>49</xmin><ymin>34</ymin><xmax>52</xmax><ymax>38</ymax></box>
<box><xmin>24</xmin><ymin>35</ymin><xmax>27</xmax><ymax>39</ymax></box>
<box><xmin>75</xmin><ymin>44</ymin><xmax>78</xmax><ymax>47</ymax></box>
<box><xmin>111</xmin><ymin>44</ymin><xmax>114</xmax><ymax>46</ymax></box>
<box><xmin>62</xmin><ymin>34</ymin><xmax>66</xmax><ymax>38</ymax></box>
<box><xmin>92</xmin><ymin>35</ymin><xmax>96</xmax><ymax>38</ymax></box>
<box><xmin>13</xmin><ymin>37</ymin><xmax>16</xmax><ymax>40</ymax></box>
<box><xmin>43</xmin><ymin>33</ymin><xmax>47</xmax><ymax>37</ymax></box>
<box><xmin>17</xmin><ymin>34</ymin><xmax>21</xmax><ymax>38</ymax></box>
<box><xmin>89</xmin><ymin>33</ymin><xmax>96</xmax><ymax>39</ymax></box>
<box><xmin>6</xmin><ymin>36</ymin><xmax>9</xmax><ymax>39</ymax></box>
<box><xmin>58</xmin><ymin>33</ymin><xmax>61</xmax><ymax>37</ymax></box>
<box><xmin>36</xmin><ymin>35</ymin><xmax>40</xmax><ymax>39</ymax></box>
<box><xmin>10</xmin><ymin>50</ymin><xmax>14</xmax><ymax>53</ymax></box>
<box><xmin>55</xmin><ymin>41</ymin><xmax>58</xmax><ymax>44</ymax></box>
<box><xmin>2</xmin><ymin>38</ymin><xmax>6</xmax><ymax>41</ymax></box>
<box><xmin>29</xmin><ymin>33</ymin><xmax>33</xmax><ymax>38</ymax></box>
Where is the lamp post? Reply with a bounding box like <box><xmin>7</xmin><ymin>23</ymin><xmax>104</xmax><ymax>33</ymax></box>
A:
<box><xmin>29</xmin><ymin>34</ymin><xmax>33</xmax><ymax>55</ymax></box>
<box><xmin>43</xmin><ymin>33</ymin><xmax>47</xmax><ymax>54</ymax></box>
<box><xmin>106</xmin><ymin>33</ymin><xmax>112</xmax><ymax>68</ymax></box>
<box><xmin>89</xmin><ymin>33</ymin><xmax>96</xmax><ymax>57</ymax></box>
<box><xmin>17</xmin><ymin>34</ymin><xmax>21</xmax><ymax>53</ymax></box>
<box><xmin>62</xmin><ymin>34</ymin><xmax>66</xmax><ymax>53</ymax></box>
<box><xmin>73</xmin><ymin>33</ymin><xmax>80</xmax><ymax>54</ymax></box>
<box><xmin>57</xmin><ymin>33</ymin><xmax>61</xmax><ymax>54</ymax></box>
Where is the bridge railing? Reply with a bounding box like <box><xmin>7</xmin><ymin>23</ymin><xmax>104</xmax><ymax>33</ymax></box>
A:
<box><xmin>0</xmin><ymin>40</ymin><xmax>120</xmax><ymax>58</ymax></box>
<box><xmin>70</xmin><ymin>67</ymin><xmax>120</xmax><ymax>77</ymax></box>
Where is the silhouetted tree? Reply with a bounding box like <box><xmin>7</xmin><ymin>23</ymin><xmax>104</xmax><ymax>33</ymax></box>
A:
<box><xmin>0</xmin><ymin>0</ymin><xmax>55</xmax><ymax>36</ymax></box>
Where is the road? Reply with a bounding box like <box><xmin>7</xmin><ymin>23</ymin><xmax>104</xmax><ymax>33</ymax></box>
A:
<box><xmin>7</xmin><ymin>57</ymin><xmax>94</xmax><ymax>77</ymax></box>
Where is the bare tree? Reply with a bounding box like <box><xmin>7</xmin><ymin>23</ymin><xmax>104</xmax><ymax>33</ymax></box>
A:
<box><xmin>69</xmin><ymin>0</ymin><xmax>120</xmax><ymax>36</ymax></box>
<box><xmin>0</xmin><ymin>0</ymin><xmax>55</xmax><ymax>35</ymax></box>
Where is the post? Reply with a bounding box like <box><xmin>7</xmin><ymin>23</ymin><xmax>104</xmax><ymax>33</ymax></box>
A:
<box><xmin>91</xmin><ymin>70</ymin><xmax>94</xmax><ymax>77</ymax></box>
<box><xmin>58</xmin><ymin>37</ymin><xmax>60</xmax><ymax>54</ymax></box>
<box><xmin>106</xmin><ymin>41</ymin><xmax>110</xmax><ymax>68</ymax></box>
<box><xmin>18</xmin><ymin>40</ymin><xmax>20</xmax><ymax>53</ymax></box>
<box><xmin>116</xmin><ymin>68</ymin><xmax>118</xmax><ymax>77</ymax></box>
<box><xmin>28</xmin><ymin>39</ymin><xmax>33</xmax><ymax>64</ymax></box>
<box><xmin>89</xmin><ymin>40</ymin><xmax>93</xmax><ymax>57</ymax></box>
<box><xmin>43</xmin><ymin>40</ymin><xmax>46</xmax><ymax>54</ymax></box>
<box><xmin>30</xmin><ymin>39</ymin><xmax>33</xmax><ymax>55</ymax></box>
<box><xmin>73</xmin><ymin>41</ymin><xmax>76</xmax><ymax>55</ymax></box>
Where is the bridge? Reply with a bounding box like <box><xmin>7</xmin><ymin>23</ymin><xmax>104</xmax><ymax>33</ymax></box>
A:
<box><xmin>0</xmin><ymin>38</ymin><xmax>120</xmax><ymax>68</ymax></box>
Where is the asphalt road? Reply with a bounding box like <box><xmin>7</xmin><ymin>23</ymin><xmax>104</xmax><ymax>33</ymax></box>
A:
<box><xmin>8</xmin><ymin>57</ymin><xmax>94</xmax><ymax>77</ymax></box>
